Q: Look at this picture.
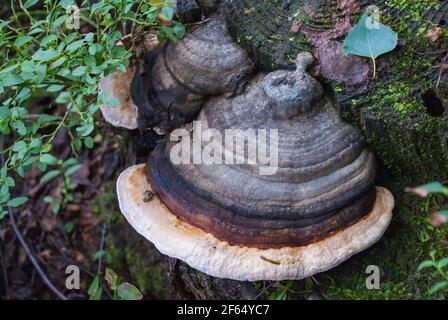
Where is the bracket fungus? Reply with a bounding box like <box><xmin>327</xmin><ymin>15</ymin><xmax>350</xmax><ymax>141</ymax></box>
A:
<box><xmin>99</xmin><ymin>66</ymin><xmax>139</xmax><ymax>130</ymax></box>
<box><xmin>116</xmin><ymin>46</ymin><xmax>395</xmax><ymax>281</ymax></box>
<box><xmin>131</xmin><ymin>15</ymin><xmax>254</xmax><ymax>133</ymax></box>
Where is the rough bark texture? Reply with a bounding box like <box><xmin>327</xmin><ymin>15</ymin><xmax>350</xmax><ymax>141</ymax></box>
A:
<box><xmin>222</xmin><ymin>0</ymin><xmax>448</xmax><ymax>184</ymax></box>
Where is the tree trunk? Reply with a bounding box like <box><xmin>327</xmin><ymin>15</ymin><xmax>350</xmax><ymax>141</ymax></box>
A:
<box><xmin>109</xmin><ymin>0</ymin><xmax>448</xmax><ymax>300</ymax></box>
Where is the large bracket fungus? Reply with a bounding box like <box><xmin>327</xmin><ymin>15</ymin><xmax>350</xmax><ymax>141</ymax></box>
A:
<box><xmin>115</xmin><ymin>33</ymin><xmax>395</xmax><ymax>280</ymax></box>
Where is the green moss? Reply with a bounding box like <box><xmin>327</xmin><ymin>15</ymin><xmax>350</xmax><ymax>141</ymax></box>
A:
<box><xmin>91</xmin><ymin>180</ymin><xmax>167</xmax><ymax>299</ymax></box>
<box><xmin>125</xmin><ymin>248</ymin><xmax>164</xmax><ymax>298</ymax></box>
<box><xmin>386</xmin><ymin>0</ymin><xmax>441</xmax><ymax>38</ymax></box>
<box><xmin>320</xmin><ymin>179</ymin><xmax>448</xmax><ymax>300</ymax></box>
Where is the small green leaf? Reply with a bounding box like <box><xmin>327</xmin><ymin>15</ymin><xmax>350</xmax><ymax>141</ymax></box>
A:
<box><xmin>104</xmin><ymin>268</ymin><xmax>119</xmax><ymax>291</ymax></box>
<box><xmin>76</xmin><ymin>123</ymin><xmax>94</xmax><ymax>137</ymax></box>
<box><xmin>23</xmin><ymin>0</ymin><xmax>39</xmax><ymax>9</ymax></box>
<box><xmin>65</xmin><ymin>164</ymin><xmax>82</xmax><ymax>177</ymax></box>
<box><xmin>0</xmin><ymin>211</ymin><xmax>8</xmax><ymax>219</ymax></box>
<box><xmin>32</xmin><ymin>49</ymin><xmax>59</xmax><ymax>61</ymax></box>
<box><xmin>88</xmin><ymin>275</ymin><xmax>103</xmax><ymax>300</ymax></box>
<box><xmin>343</xmin><ymin>14</ymin><xmax>398</xmax><ymax>78</ymax></box>
<box><xmin>72</xmin><ymin>66</ymin><xmax>87</xmax><ymax>77</ymax></box>
<box><xmin>429</xmin><ymin>281</ymin><xmax>448</xmax><ymax>295</ymax></box>
<box><xmin>418</xmin><ymin>260</ymin><xmax>435</xmax><ymax>271</ymax></box>
<box><xmin>93</xmin><ymin>250</ymin><xmax>105</xmax><ymax>261</ymax></box>
<box><xmin>40</xmin><ymin>170</ymin><xmax>61</xmax><ymax>183</ymax></box>
<box><xmin>7</xmin><ymin>196</ymin><xmax>28</xmax><ymax>207</ymax></box>
<box><xmin>47</xmin><ymin>84</ymin><xmax>65</xmax><ymax>92</ymax></box>
<box><xmin>117</xmin><ymin>282</ymin><xmax>143</xmax><ymax>300</ymax></box>
<box><xmin>161</xmin><ymin>6</ymin><xmax>174</xmax><ymax>20</ymax></box>
<box><xmin>14</xmin><ymin>36</ymin><xmax>33</xmax><ymax>47</ymax></box>
<box><xmin>14</xmin><ymin>120</ymin><xmax>27</xmax><ymax>136</ymax></box>
<box><xmin>40</xmin><ymin>153</ymin><xmax>58</xmax><ymax>165</ymax></box>
<box><xmin>66</xmin><ymin>39</ymin><xmax>85</xmax><ymax>52</ymax></box>
<box><xmin>2</xmin><ymin>74</ymin><xmax>25</xmax><ymax>87</ymax></box>
<box><xmin>438</xmin><ymin>210</ymin><xmax>448</xmax><ymax>217</ymax></box>
<box><xmin>64</xmin><ymin>221</ymin><xmax>75</xmax><ymax>234</ymax></box>
<box><xmin>437</xmin><ymin>257</ymin><xmax>448</xmax><ymax>269</ymax></box>
<box><xmin>84</xmin><ymin>137</ymin><xmax>94</xmax><ymax>149</ymax></box>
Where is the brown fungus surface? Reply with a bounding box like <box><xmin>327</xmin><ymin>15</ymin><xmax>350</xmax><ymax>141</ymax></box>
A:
<box><xmin>131</xmin><ymin>15</ymin><xmax>254</xmax><ymax>133</ymax></box>
<box><xmin>147</xmin><ymin>53</ymin><xmax>378</xmax><ymax>248</ymax></box>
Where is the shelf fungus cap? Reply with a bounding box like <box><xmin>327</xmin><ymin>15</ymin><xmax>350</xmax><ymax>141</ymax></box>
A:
<box><xmin>117</xmin><ymin>164</ymin><xmax>394</xmax><ymax>281</ymax></box>
<box><xmin>117</xmin><ymin>53</ymin><xmax>395</xmax><ymax>280</ymax></box>
<box><xmin>99</xmin><ymin>67</ymin><xmax>138</xmax><ymax>130</ymax></box>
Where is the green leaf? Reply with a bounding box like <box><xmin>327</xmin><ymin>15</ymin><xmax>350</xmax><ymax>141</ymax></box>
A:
<box><xmin>418</xmin><ymin>260</ymin><xmax>435</xmax><ymax>271</ymax></box>
<box><xmin>438</xmin><ymin>210</ymin><xmax>448</xmax><ymax>217</ymax></box>
<box><xmin>40</xmin><ymin>153</ymin><xmax>58</xmax><ymax>165</ymax></box>
<box><xmin>173</xmin><ymin>23</ymin><xmax>186</xmax><ymax>38</ymax></box>
<box><xmin>76</xmin><ymin>123</ymin><xmax>94</xmax><ymax>137</ymax></box>
<box><xmin>66</xmin><ymin>39</ymin><xmax>85</xmax><ymax>52</ymax></box>
<box><xmin>104</xmin><ymin>268</ymin><xmax>119</xmax><ymax>291</ymax></box>
<box><xmin>343</xmin><ymin>14</ymin><xmax>398</xmax><ymax>78</ymax></box>
<box><xmin>117</xmin><ymin>282</ymin><xmax>143</xmax><ymax>300</ymax></box>
<box><xmin>161</xmin><ymin>6</ymin><xmax>174</xmax><ymax>21</ymax></box>
<box><xmin>2</xmin><ymin>74</ymin><xmax>25</xmax><ymax>87</ymax></box>
<box><xmin>420</xmin><ymin>182</ymin><xmax>447</xmax><ymax>194</ymax></box>
<box><xmin>60</xmin><ymin>0</ymin><xmax>74</xmax><ymax>9</ymax></box>
<box><xmin>13</xmin><ymin>120</ymin><xmax>27</xmax><ymax>136</ymax></box>
<box><xmin>7</xmin><ymin>196</ymin><xmax>28</xmax><ymax>207</ymax></box>
<box><xmin>0</xmin><ymin>211</ymin><xmax>8</xmax><ymax>219</ymax></box>
<box><xmin>32</xmin><ymin>49</ymin><xmax>59</xmax><ymax>61</ymax></box>
<box><xmin>93</xmin><ymin>250</ymin><xmax>105</xmax><ymax>261</ymax></box>
<box><xmin>437</xmin><ymin>257</ymin><xmax>448</xmax><ymax>269</ymax></box>
<box><xmin>47</xmin><ymin>85</ymin><xmax>65</xmax><ymax>92</ymax></box>
<box><xmin>84</xmin><ymin>137</ymin><xmax>94</xmax><ymax>149</ymax></box>
<box><xmin>40</xmin><ymin>170</ymin><xmax>61</xmax><ymax>183</ymax></box>
<box><xmin>88</xmin><ymin>275</ymin><xmax>103</xmax><ymax>300</ymax></box>
<box><xmin>12</xmin><ymin>141</ymin><xmax>27</xmax><ymax>152</ymax></box>
<box><xmin>23</xmin><ymin>0</ymin><xmax>39</xmax><ymax>8</ymax></box>
<box><xmin>40</xmin><ymin>34</ymin><xmax>59</xmax><ymax>47</ymax></box>
<box><xmin>429</xmin><ymin>281</ymin><xmax>448</xmax><ymax>295</ymax></box>
<box><xmin>14</xmin><ymin>36</ymin><xmax>33</xmax><ymax>47</ymax></box>
<box><xmin>65</xmin><ymin>164</ymin><xmax>81</xmax><ymax>177</ymax></box>
<box><xmin>72</xmin><ymin>66</ymin><xmax>87</xmax><ymax>77</ymax></box>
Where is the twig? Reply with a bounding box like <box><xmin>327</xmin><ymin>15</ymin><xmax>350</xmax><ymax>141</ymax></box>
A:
<box><xmin>436</xmin><ymin>52</ymin><xmax>448</xmax><ymax>89</ymax></box>
<box><xmin>48</xmin><ymin>235</ymin><xmax>113</xmax><ymax>299</ymax></box>
<box><xmin>97</xmin><ymin>223</ymin><xmax>107</xmax><ymax>274</ymax></box>
<box><xmin>0</xmin><ymin>249</ymin><xmax>10</xmax><ymax>299</ymax></box>
<box><xmin>8</xmin><ymin>207</ymin><xmax>68</xmax><ymax>300</ymax></box>
<box><xmin>253</xmin><ymin>282</ymin><xmax>274</xmax><ymax>300</ymax></box>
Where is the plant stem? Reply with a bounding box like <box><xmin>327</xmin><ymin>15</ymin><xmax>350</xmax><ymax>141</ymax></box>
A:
<box><xmin>372</xmin><ymin>57</ymin><xmax>377</xmax><ymax>79</ymax></box>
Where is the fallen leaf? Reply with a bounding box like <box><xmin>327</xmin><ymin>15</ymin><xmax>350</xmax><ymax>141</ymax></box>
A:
<box><xmin>343</xmin><ymin>14</ymin><xmax>398</xmax><ymax>78</ymax></box>
<box><xmin>429</xmin><ymin>211</ymin><xmax>448</xmax><ymax>227</ymax></box>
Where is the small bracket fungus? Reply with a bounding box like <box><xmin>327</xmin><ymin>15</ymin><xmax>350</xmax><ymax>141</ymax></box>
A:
<box><xmin>130</xmin><ymin>15</ymin><xmax>254</xmax><ymax>133</ymax></box>
<box><xmin>116</xmin><ymin>50</ymin><xmax>395</xmax><ymax>281</ymax></box>
<box><xmin>99</xmin><ymin>67</ymin><xmax>139</xmax><ymax>130</ymax></box>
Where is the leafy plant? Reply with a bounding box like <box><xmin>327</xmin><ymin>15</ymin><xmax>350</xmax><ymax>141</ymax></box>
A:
<box><xmin>104</xmin><ymin>268</ymin><xmax>143</xmax><ymax>300</ymax></box>
<box><xmin>343</xmin><ymin>13</ymin><xmax>398</xmax><ymax>78</ymax></box>
<box><xmin>407</xmin><ymin>182</ymin><xmax>448</xmax><ymax>297</ymax></box>
<box><xmin>418</xmin><ymin>251</ymin><xmax>448</xmax><ymax>296</ymax></box>
<box><xmin>0</xmin><ymin>0</ymin><xmax>184</xmax><ymax>219</ymax></box>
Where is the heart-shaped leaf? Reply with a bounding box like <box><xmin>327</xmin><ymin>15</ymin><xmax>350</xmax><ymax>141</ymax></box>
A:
<box><xmin>343</xmin><ymin>14</ymin><xmax>398</xmax><ymax>78</ymax></box>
